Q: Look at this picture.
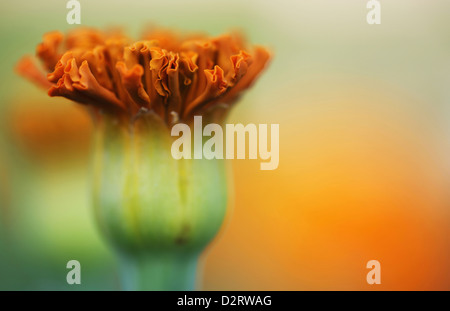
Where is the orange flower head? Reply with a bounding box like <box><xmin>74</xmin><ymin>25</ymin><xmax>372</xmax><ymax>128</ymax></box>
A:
<box><xmin>17</xmin><ymin>27</ymin><xmax>271</xmax><ymax>126</ymax></box>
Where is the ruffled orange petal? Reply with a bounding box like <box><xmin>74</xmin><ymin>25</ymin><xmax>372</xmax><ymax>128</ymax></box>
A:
<box><xmin>15</xmin><ymin>56</ymin><xmax>53</xmax><ymax>90</ymax></box>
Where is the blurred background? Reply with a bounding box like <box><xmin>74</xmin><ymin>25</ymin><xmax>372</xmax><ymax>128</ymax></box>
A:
<box><xmin>0</xmin><ymin>0</ymin><xmax>449</xmax><ymax>290</ymax></box>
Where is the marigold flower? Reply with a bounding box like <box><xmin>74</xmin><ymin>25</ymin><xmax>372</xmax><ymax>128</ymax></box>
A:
<box><xmin>16</xmin><ymin>27</ymin><xmax>271</xmax><ymax>291</ymax></box>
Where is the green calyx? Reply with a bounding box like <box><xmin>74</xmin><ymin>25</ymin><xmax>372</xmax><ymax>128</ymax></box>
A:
<box><xmin>91</xmin><ymin>112</ymin><xmax>228</xmax><ymax>290</ymax></box>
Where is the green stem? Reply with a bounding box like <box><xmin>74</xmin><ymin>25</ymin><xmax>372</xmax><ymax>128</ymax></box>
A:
<box><xmin>119</xmin><ymin>251</ymin><xmax>199</xmax><ymax>291</ymax></box>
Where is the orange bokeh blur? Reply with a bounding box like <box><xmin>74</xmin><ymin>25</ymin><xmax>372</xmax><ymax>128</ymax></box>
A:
<box><xmin>204</xmin><ymin>77</ymin><xmax>450</xmax><ymax>290</ymax></box>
